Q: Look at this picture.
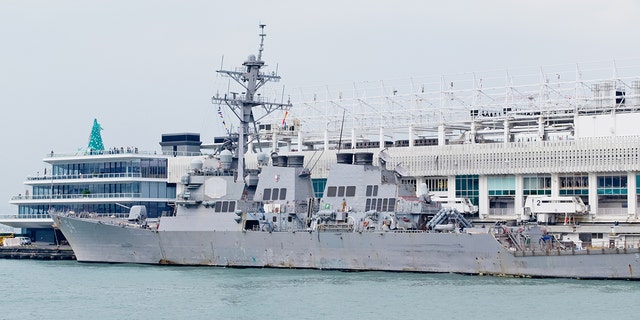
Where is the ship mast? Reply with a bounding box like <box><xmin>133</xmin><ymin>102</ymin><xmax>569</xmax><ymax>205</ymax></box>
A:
<box><xmin>212</xmin><ymin>24</ymin><xmax>292</xmax><ymax>181</ymax></box>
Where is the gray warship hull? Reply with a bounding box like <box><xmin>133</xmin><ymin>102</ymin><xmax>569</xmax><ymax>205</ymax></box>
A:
<box><xmin>52</xmin><ymin>213</ymin><xmax>640</xmax><ymax>279</ymax></box>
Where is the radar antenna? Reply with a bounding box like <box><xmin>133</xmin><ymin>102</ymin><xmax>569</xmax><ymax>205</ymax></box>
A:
<box><xmin>258</xmin><ymin>24</ymin><xmax>266</xmax><ymax>61</ymax></box>
<box><xmin>211</xmin><ymin>25</ymin><xmax>292</xmax><ymax>181</ymax></box>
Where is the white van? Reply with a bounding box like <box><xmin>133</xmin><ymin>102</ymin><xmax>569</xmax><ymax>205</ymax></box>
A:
<box><xmin>2</xmin><ymin>237</ymin><xmax>31</xmax><ymax>247</ymax></box>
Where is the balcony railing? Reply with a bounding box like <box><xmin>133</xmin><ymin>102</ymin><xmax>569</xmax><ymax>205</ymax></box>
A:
<box><xmin>27</xmin><ymin>172</ymin><xmax>144</xmax><ymax>181</ymax></box>
<box><xmin>0</xmin><ymin>213</ymin><xmax>52</xmax><ymax>220</ymax></box>
<box><xmin>596</xmin><ymin>208</ymin><xmax>630</xmax><ymax>216</ymax></box>
<box><xmin>488</xmin><ymin>208</ymin><xmax>516</xmax><ymax>216</ymax></box>
<box><xmin>46</xmin><ymin>149</ymin><xmax>202</xmax><ymax>158</ymax></box>
<box><xmin>10</xmin><ymin>193</ymin><xmax>142</xmax><ymax>201</ymax></box>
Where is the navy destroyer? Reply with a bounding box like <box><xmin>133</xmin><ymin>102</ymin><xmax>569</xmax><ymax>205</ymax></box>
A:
<box><xmin>50</xmin><ymin>26</ymin><xmax>640</xmax><ymax>279</ymax></box>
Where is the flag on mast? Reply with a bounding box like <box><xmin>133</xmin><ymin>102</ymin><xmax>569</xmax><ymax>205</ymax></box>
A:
<box><xmin>281</xmin><ymin>110</ymin><xmax>289</xmax><ymax>127</ymax></box>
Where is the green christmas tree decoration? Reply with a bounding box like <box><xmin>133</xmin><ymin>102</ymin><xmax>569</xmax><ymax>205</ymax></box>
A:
<box><xmin>87</xmin><ymin>118</ymin><xmax>105</xmax><ymax>151</ymax></box>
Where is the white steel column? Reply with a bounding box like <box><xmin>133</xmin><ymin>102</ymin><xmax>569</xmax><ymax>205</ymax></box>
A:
<box><xmin>447</xmin><ymin>176</ymin><xmax>456</xmax><ymax>199</ymax></box>
<box><xmin>324</xmin><ymin>129</ymin><xmax>329</xmax><ymax>151</ymax></box>
<box><xmin>415</xmin><ymin>176</ymin><xmax>425</xmax><ymax>196</ymax></box>
<box><xmin>379</xmin><ymin>127</ymin><xmax>384</xmax><ymax>149</ymax></box>
<box><xmin>551</xmin><ymin>173</ymin><xmax>560</xmax><ymax>197</ymax></box>
<box><xmin>351</xmin><ymin>128</ymin><xmax>356</xmax><ymax>149</ymax></box>
<box><xmin>297</xmin><ymin>130</ymin><xmax>303</xmax><ymax>152</ymax></box>
<box><xmin>503</xmin><ymin>119</ymin><xmax>510</xmax><ymax>143</ymax></box>
<box><xmin>515</xmin><ymin>174</ymin><xmax>524</xmax><ymax>221</ymax></box>
<box><xmin>588</xmin><ymin>173</ymin><xmax>598</xmax><ymax>218</ymax></box>
<box><xmin>470</xmin><ymin>121</ymin><xmax>477</xmax><ymax>144</ymax></box>
<box><xmin>537</xmin><ymin>115</ymin><xmax>545</xmax><ymax>141</ymax></box>
<box><xmin>409</xmin><ymin>124</ymin><xmax>415</xmax><ymax>147</ymax></box>
<box><xmin>627</xmin><ymin>172</ymin><xmax>637</xmax><ymax>218</ymax></box>
<box><xmin>478</xmin><ymin>175</ymin><xmax>489</xmax><ymax>218</ymax></box>
<box><xmin>438</xmin><ymin>124</ymin><xmax>445</xmax><ymax>146</ymax></box>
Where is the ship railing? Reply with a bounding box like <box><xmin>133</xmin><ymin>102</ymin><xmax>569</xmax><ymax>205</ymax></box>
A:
<box><xmin>72</xmin><ymin>212</ymin><xmax>130</xmax><ymax>219</ymax></box>
<box><xmin>316</xmin><ymin>224</ymin><xmax>354</xmax><ymax>232</ymax></box>
<box><xmin>511</xmin><ymin>244</ymin><xmax>640</xmax><ymax>257</ymax></box>
<box><xmin>389</xmin><ymin>229</ymin><xmax>425</xmax><ymax>234</ymax></box>
<box><xmin>504</xmin><ymin>231</ymin><xmax>640</xmax><ymax>256</ymax></box>
<box><xmin>54</xmin><ymin>211</ymin><xmax>132</xmax><ymax>221</ymax></box>
<box><xmin>11</xmin><ymin>192</ymin><xmax>142</xmax><ymax>201</ymax></box>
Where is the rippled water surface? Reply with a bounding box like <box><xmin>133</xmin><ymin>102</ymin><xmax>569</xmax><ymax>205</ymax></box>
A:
<box><xmin>1</xmin><ymin>260</ymin><xmax>638</xmax><ymax>320</ymax></box>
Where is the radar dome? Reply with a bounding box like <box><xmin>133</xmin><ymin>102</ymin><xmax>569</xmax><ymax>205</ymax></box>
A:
<box><xmin>257</xmin><ymin>152</ymin><xmax>269</xmax><ymax>166</ymax></box>
<box><xmin>190</xmin><ymin>158</ymin><xmax>203</xmax><ymax>171</ymax></box>
<box><xmin>248</xmin><ymin>54</ymin><xmax>257</xmax><ymax>61</ymax></box>
<box><xmin>220</xmin><ymin>149</ymin><xmax>233</xmax><ymax>170</ymax></box>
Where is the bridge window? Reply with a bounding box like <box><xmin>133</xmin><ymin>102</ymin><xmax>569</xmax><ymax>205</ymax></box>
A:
<box><xmin>346</xmin><ymin>186</ymin><xmax>356</xmax><ymax>197</ymax></box>
<box><xmin>387</xmin><ymin>198</ymin><xmax>396</xmax><ymax>211</ymax></box>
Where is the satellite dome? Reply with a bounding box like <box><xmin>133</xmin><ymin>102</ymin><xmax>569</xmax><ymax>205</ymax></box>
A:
<box><xmin>190</xmin><ymin>158</ymin><xmax>203</xmax><ymax>170</ymax></box>
<box><xmin>220</xmin><ymin>149</ymin><xmax>233</xmax><ymax>170</ymax></box>
<box><xmin>257</xmin><ymin>152</ymin><xmax>269</xmax><ymax>166</ymax></box>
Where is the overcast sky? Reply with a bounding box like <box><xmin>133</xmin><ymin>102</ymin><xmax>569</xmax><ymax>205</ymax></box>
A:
<box><xmin>1</xmin><ymin>0</ymin><xmax>639</xmax><ymax>214</ymax></box>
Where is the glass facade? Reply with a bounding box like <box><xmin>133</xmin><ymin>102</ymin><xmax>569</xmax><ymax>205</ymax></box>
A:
<box><xmin>51</xmin><ymin>158</ymin><xmax>167</xmax><ymax>178</ymax></box>
<box><xmin>488</xmin><ymin>175</ymin><xmax>515</xmax><ymax>196</ymax></box>
<box><xmin>559</xmin><ymin>174</ymin><xmax>589</xmax><ymax>195</ymax></box>
<box><xmin>597</xmin><ymin>175</ymin><xmax>627</xmax><ymax>195</ymax></box>
<box><xmin>18</xmin><ymin>201</ymin><xmax>174</xmax><ymax>218</ymax></box>
<box><xmin>523</xmin><ymin>175</ymin><xmax>551</xmax><ymax>195</ymax></box>
<box><xmin>18</xmin><ymin>157</ymin><xmax>175</xmax><ymax>218</ymax></box>
<box><xmin>31</xmin><ymin>181</ymin><xmax>173</xmax><ymax>199</ymax></box>
<box><xmin>455</xmin><ymin>175</ymin><xmax>479</xmax><ymax>207</ymax></box>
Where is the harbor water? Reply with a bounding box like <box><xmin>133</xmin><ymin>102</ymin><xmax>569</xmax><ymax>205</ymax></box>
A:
<box><xmin>1</xmin><ymin>259</ymin><xmax>639</xmax><ymax>320</ymax></box>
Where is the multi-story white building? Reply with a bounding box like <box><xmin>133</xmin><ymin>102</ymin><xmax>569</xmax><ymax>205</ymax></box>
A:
<box><xmin>1</xmin><ymin>133</ymin><xmax>202</xmax><ymax>243</ymax></box>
